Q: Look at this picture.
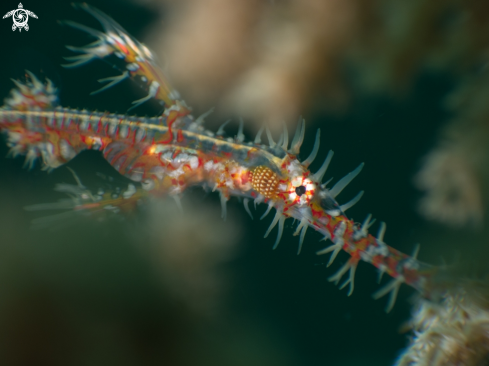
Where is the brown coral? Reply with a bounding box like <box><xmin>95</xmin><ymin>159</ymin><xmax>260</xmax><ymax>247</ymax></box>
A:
<box><xmin>399</xmin><ymin>280</ymin><xmax>489</xmax><ymax>366</ymax></box>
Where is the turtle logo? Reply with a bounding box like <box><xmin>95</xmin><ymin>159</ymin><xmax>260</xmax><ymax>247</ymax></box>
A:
<box><xmin>3</xmin><ymin>3</ymin><xmax>37</xmax><ymax>32</ymax></box>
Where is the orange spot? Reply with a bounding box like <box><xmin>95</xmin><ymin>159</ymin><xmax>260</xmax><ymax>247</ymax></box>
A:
<box><xmin>147</xmin><ymin>145</ymin><xmax>157</xmax><ymax>155</ymax></box>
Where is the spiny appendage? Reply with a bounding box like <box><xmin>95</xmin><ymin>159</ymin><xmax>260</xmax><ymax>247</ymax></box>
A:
<box><xmin>316</xmin><ymin>213</ymin><xmax>430</xmax><ymax>312</ymax></box>
<box><xmin>0</xmin><ymin>72</ymin><xmax>60</xmax><ymax>169</ymax></box>
<box><xmin>61</xmin><ymin>3</ymin><xmax>185</xmax><ymax>111</ymax></box>
<box><xmin>2</xmin><ymin>71</ymin><xmax>58</xmax><ymax>111</ymax></box>
<box><xmin>249</xmin><ymin>118</ymin><xmax>429</xmax><ymax>311</ymax></box>
<box><xmin>256</xmin><ymin>118</ymin><xmax>364</xmax><ymax>255</ymax></box>
<box><xmin>25</xmin><ymin>168</ymin><xmax>148</xmax><ymax>228</ymax></box>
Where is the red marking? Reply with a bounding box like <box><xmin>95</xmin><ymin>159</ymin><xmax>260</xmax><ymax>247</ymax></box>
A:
<box><xmin>171</xmin><ymin>179</ymin><xmax>178</xmax><ymax>186</ymax></box>
<box><xmin>177</xmin><ymin>129</ymin><xmax>184</xmax><ymax>143</ymax></box>
<box><xmin>160</xmin><ymin>109</ymin><xmax>190</xmax><ymax>144</ymax></box>
<box><xmin>161</xmin><ymin>118</ymin><xmax>175</xmax><ymax>144</ymax></box>
<box><xmin>115</xmin><ymin>40</ymin><xmax>129</xmax><ymax>55</ymax></box>
<box><xmin>74</xmin><ymin>203</ymin><xmax>100</xmax><ymax>210</ymax></box>
<box><xmin>246</xmin><ymin>149</ymin><xmax>255</xmax><ymax>160</ymax></box>
<box><xmin>311</xmin><ymin>207</ymin><xmax>323</xmax><ymax>218</ymax></box>
<box><xmin>251</xmin><ymin>191</ymin><xmax>257</xmax><ymax>197</ymax></box>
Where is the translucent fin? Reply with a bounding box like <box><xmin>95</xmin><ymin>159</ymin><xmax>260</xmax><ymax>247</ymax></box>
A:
<box><xmin>363</xmin><ymin>213</ymin><xmax>375</xmax><ymax>229</ymax></box>
<box><xmin>316</xmin><ymin>243</ymin><xmax>343</xmax><ymax>267</ymax></box>
<box><xmin>266</xmin><ymin>126</ymin><xmax>276</xmax><ymax>148</ymax></box>
<box><xmin>289</xmin><ymin>117</ymin><xmax>305</xmax><ymax>154</ymax></box>
<box><xmin>217</xmin><ymin>119</ymin><xmax>231</xmax><ymax>136</ymax></box>
<box><xmin>65</xmin><ymin>40</ymin><xmax>103</xmax><ymax>53</ymax></box>
<box><xmin>254</xmin><ymin>125</ymin><xmax>265</xmax><ymax>144</ymax></box>
<box><xmin>377</xmin><ymin>222</ymin><xmax>386</xmax><ymax>242</ymax></box>
<box><xmin>172</xmin><ymin>195</ymin><xmax>184</xmax><ymax>214</ymax></box>
<box><xmin>25</xmin><ymin>70</ymin><xmax>44</xmax><ymax>90</ymax></box>
<box><xmin>277</xmin><ymin>130</ymin><xmax>284</xmax><ymax>148</ymax></box>
<box><xmin>272</xmin><ymin>216</ymin><xmax>286</xmax><ymax>250</ymax></box>
<box><xmin>24</xmin><ymin>149</ymin><xmax>38</xmax><ymax>170</ymax></box>
<box><xmin>90</xmin><ymin>71</ymin><xmax>129</xmax><ymax>95</ymax></box>
<box><xmin>264</xmin><ymin>210</ymin><xmax>281</xmax><ymax>238</ymax></box>
<box><xmin>320</xmin><ymin>232</ymin><xmax>331</xmax><ymax>242</ymax></box>
<box><xmin>62</xmin><ymin>53</ymin><xmax>98</xmax><ymax>68</ymax></box>
<box><xmin>260</xmin><ymin>203</ymin><xmax>274</xmax><ymax>220</ymax></box>
<box><xmin>253</xmin><ymin>195</ymin><xmax>264</xmax><ymax>208</ymax></box>
<box><xmin>67</xmin><ymin>167</ymin><xmax>86</xmax><ymax>189</ymax></box>
<box><xmin>220</xmin><ymin>192</ymin><xmax>228</xmax><ymax>221</ymax></box>
<box><xmin>411</xmin><ymin>243</ymin><xmax>420</xmax><ymax>260</ymax></box>
<box><xmin>328</xmin><ymin>259</ymin><xmax>358</xmax><ymax>296</ymax></box>
<box><xmin>374</xmin><ymin>245</ymin><xmax>421</xmax><ymax>313</ymax></box>
<box><xmin>316</xmin><ymin>221</ymin><xmax>346</xmax><ymax>266</ymax></box>
<box><xmin>195</xmin><ymin>108</ymin><xmax>214</xmax><ymax>126</ymax></box>
<box><xmin>24</xmin><ymin>169</ymin><xmax>147</xmax><ymax>229</ymax></box>
<box><xmin>321</xmin><ymin>177</ymin><xmax>334</xmax><ymax>189</ymax></box>
<box><xmin>280</xmin><ymin>121</ymin><xmax>289</xmax><ymax>150</ymax></box>
<box><xmin>293</xmin><ymin>218</ymin><xmax>308</xmax><ymax>254</ymax></box>
<box><xmin>329</xmin><ymin>163</ymin><xmax>364</xmax><ymax>198</ymax></box>
<box><xmin>339</xmin><ymin>191</ymin><xmax>364</xmax><ymax>212</ymax></box>
<box><xmin>128</xmin><ymin>81</ymin><xmax>160</xmax><ymax>111</ymax></box>
<box><xmin>310</xmin><ymin>150</ymin><xmax>334</xmax><ymax>183</ymax></box>
<box><xmin>377</xmin><ymin>269</ymin><xmax>385</xmax><ymax>284</ymax></box>
<box><xmin>243</xmin><ymin>198</ymin><xmax>253</xmax><ymax>219</ymax></box>
<box><xmin>236</xmin><ymin>118</ymin><xmax>245</xmax><ymax>143</ymax></box>
<box><xmin>372</xmin><ymin>277</ymin><xmax>404</xmax><ymax>313</ymax></box>
<box><xmin>302</xmin><ymin>129</ymin><xmax>320</xmax><ymax>167</ymax></box>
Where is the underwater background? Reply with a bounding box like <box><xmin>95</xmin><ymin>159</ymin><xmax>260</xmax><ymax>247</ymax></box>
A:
<box><xmin>1</xmin><ymin>0</ymin><xmax>489</xmax><ymax>365</ymax></box>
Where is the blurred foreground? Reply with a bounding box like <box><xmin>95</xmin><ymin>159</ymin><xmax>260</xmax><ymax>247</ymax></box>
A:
<box><xmin>2</xmin><ymin>1</ymin><xmax>489</xmax><ymax>365</ymax></box>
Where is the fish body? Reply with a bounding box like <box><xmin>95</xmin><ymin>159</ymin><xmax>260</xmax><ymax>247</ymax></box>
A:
<box><xmin>0</xmin><ymin>4</ymin><xmax>437</xmax><ymax>311</ymax></box>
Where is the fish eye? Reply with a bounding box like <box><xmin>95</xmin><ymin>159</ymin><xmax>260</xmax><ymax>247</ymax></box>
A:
<box><xmin>295</xmin><ymin>185</ymin><xmax>306</xmax><ymax>196</ymax></box>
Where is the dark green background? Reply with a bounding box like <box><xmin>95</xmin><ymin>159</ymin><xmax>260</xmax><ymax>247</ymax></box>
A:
<box><xmin>0</xmin><ymin>1</ymin><xmax>479</xmax><ymax>365</ymax></box>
